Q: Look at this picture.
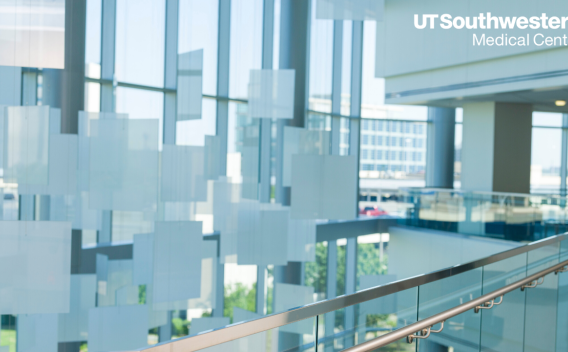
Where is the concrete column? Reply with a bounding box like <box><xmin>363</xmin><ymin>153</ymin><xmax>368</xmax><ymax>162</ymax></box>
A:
<box><xmin>461</xmin><ymin>102</ymin><xmax>532</xmax><ymax>194</ymax></box>
<box><xmin>275</xmin><ymin>0</ymin><xmax>310</xmax><ymax>205</ymax></box>
<box><xmin>100</xmin><ymin>0</ymin><xmax>116</xmax><ymax>112</ymax></box>
<box><xmin>330</xmin><ymin>21</ymin><xmax>343</xmax><ymax>156</ymax></box>
<box><xmin>162</xmin><ymin>0</ymin><xmax>179</xmax><ymax>145</ymax></box>
<box><xmin>350</xmin><ymin>21</ymin><xmax>363</xmax><ymax>219</ymax></box>
<box><xmin>343</xmin><ymin>237</ymin><xmax>357</xmax><ymax>348</ymax></box>
<box><xmin>42</xmin><ymin>0</ymin><xmax>86</xmax><ymax>134</ymax></box>
<box><xmin>212</xmin><ymin>259</ymin><xmax>225</xmax><ymax>318</ymax></box>
<box><xmin>274</xmin><ymin>262</ymin><xmax>304</xmax><ymax>351</ymax></box>
<box><xmin>97</xmin><ymin>0</ymin><xmax>117</xmax><ymax>244</ymax></box>
<box><xmin>259</xmin><ymin>0</ymin><xmax>274</xmax><ymax>204</ymax></box>
<box><xmin>216</xmin><ymin>0</ymin><xmax>231</xmax><ymax>177</ymax></box>
<box><xmin>426</xmin><ymin>107</ymin><xmax>456</xmax><ymax>189</ymax></box>
<box><xmin>324</xmin><ymin>240</ymin><xmax>337</xmax><ymax>352</ymax></box>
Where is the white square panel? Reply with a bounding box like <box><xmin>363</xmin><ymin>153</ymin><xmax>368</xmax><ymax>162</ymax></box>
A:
<box><xmin>287</xmin><ymin>218</ymin><xmax>317</xmax><ymax>262</ymax></box>
<box><xmin>283</xmin><ymin>126</ymin><xmax>330</xmax><ymax>187</ymax></box>
<box><xmin>0</xmin><ymin>0</ymin><xmax>65</xmax><ymax>69</ymax></box>
<box><xmin>49</xmin><ymin>192</ymin><xmax>103</xmax><ymax>231</ymax></box>
<box><xmin>290</xmin><ymin>155</ymin><xmax>357</xmax><ymax>220</ymax></box>
<box><xmin>17</xmin><ymin>314</ymin><xmax>58</xmax><ymax>352</ymax></box>
<box><xmin>88</xmin><ymin>305</ymin><xmax>148</xmax><ymax>352</ymax></box>
<box><xmin>248</xmin><ymin>70</ymin><xmax>295</xmax><ymax>119</ymax></box>
<box><xmin>19</xmin><ymin>134</ymin><xmax>78</xmax><ymax>195</ymax></box>
<box><xmin>152</xmin><ymin>221</ymin><xmax>203</xmax><ymax>305</ymax></box>
<box><xmin>160</xmin><ymin>145</ymin><xmax>207</xmax><ymax>202</ymax></box>
<box><xmin>212</xmin><ymin>178</ymin><xmax>241</xmax><ymax>263</ymax></box>
<box><xmin>237</xmin><ymin>201</ymin><xmax>289</xmax><ymax>266</ymax></box>
<box><xmin>0</xmin><ymin>221</ymin><xmax>71</xmax><ymax>314</ymax></box>
<box><xmin>152</xmin><ymin>240</ymin><xmax>217</xmax><ymax>311</ymax></box>
<box><xmin>89</xmin><ymin>118</ymin><xmax>159</xmax><ymax>212</ymax></box>
<box><xmin>3</xmin><ymin>106</ymin><xmax>51</xmax><ymax>185</ymax></box>
<box><xmin>178</xmin><ymin>49</ymin><xmax>203</xmax><ymax>121</ymax></box>
<box><xmin>133</xmin><ymin>233</ymin><xmax>154</xmax><ymax>286</ymax></box>
<box><xmin>316</xmin><ymin>0</ymin><xmax>384</xmax><ymax>21</ymax></box>
<box><xmin>58</xmin><ymin>274</ymin><xmax>97</xmax><ymax>343</ymax></box>
<box><xmin>97</xmin><ymin>259</ymin><xmax>133</xmax><ymax>307</ymax></box>
<box><xmin>204</xmin><ymin>135</ymin><xmax>222</xmax><ymax>181</ymax></box>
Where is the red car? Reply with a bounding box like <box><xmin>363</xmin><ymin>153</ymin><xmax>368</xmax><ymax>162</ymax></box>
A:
<box><xmin>359</xmin><ymin>206</ymin><xmax>388</xmax><ymax>216</ymax></box>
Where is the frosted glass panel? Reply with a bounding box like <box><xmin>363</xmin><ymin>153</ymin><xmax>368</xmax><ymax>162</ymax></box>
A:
<box><xmin>287</xmin><ymin>218</ymin><xmax>316</xmax><ymax>262</ymax></box>
<box><xmin>3</xmin><ymin>106</ymin><xmax>51</xmax><ymax>185</ymax></box>
<box><xmin>213</xmin><ymin>178</ymin><xmax>241</xmax><ymax>263</ymax></box>
<box><xmin>133</xmin><ymin>233</ymin><xmax>154</xmax><ymax>285</ymax></box>
<box><xmin>190</xmin><ymin>317</ymin><xmax>230</xmax><ymax>335</ymax></box>
<box><xmin>274</xmin><ymin>283</ymin><xmax>314</xmax><ymax>334</ymax></box>
<box><xmin>153</xmin><ymin>240</ymin><xmax>217</xmax><ymax>311</ymax></box>
<box><xmin>178</xmin><ymin>49</ymin><xmax>203</xmax><ymax>121</ymax></box>
<box><xmin>248</xmin><ymin>70</ymin><xmax>295</xmax><ymax>119</ymax></box>
<box><xmin>188</xmin><ymin>240</ymin><xmax>217</xmax><ymax>309</ymax></box>
<box><xmin>316</xmin><ymin>0</ymin><xmax>384</xmax><ymax>20</ymax></box>
<box><xmin>237</xmin><ymin>201</ymin><xmax>289</xmax><ymax>266</ymax></box>
<box><xmin>49</xmin><ymin>192</ymin><xmax>103</xmax><ymax>231</ymax></box>
<box><xmin>97</xmin><ymin>259</ymin><xmax>133</xmax><ymax>307</ymax></box>
<box><xmin>0</xmin><ymin>221</ymin><xmax>71</xmax><ymax>315</ymax></box>
<box><xmin>89</xmin><ymin>118</ymin><xmax>159</xmax><ymax>212</ymax></box>
<box><xmin>290</xmin><ymin>155</ymin><xmax>357</xmax><ymax>220</ymax></box>
<box><xmin>161</xmin><ymin>145</ymin><xmax>207</xmax><ymax>202</ymax></box>
<box><xmin>19</xmin><ymin>134</ymin><xmax>78</xmax><ymax>195</ymax></box>
<box><xmin>153</xmin><ymin>221</ymin><xmax>203</xmax><ymax>305</ymax></box>
<box><xmin>17</xmin><ymin>314</ymin><xmax>58</xmax><ymax>352</ymax></box>
<box><xmin>283</xmin><ymin>126</ymin><xmax>330</xmax><ymax>187</ymax></box>
<box><xmin>204</xmin><ymin>135</ymin><xmax>222</xmax><ymax>180</ymax></box>
<box><xmin>58</xmin><ymin>274</ymin><xmax>97</xmax><ymax>343</ymax></box>
<box><xmin>88</xmin><ymin>305</ymin><xmax>148</xmax><ymax>352</ymax></box>
<box><xmin>0</xmin><ymin>0</ymin><xmax>65</xmax><ymax>69</ymax></box>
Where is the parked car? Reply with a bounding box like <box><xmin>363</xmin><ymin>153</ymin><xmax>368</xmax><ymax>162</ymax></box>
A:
<box><xmin>359</xmin><ymin>206</ymin><xmax>387</xmax><ymax>216</ymax></box>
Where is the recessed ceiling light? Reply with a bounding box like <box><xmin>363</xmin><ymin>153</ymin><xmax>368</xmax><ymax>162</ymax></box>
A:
<box><xmin>556</xmin><ymin>100</ymin><xmax>566</xmax><ymax>107</ymax></box>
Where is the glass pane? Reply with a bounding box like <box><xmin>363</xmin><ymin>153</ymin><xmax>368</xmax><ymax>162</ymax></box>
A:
<box><xmin>341</xmin><ymin>21</ymin><xmax>352</xmax><ymax>116</ymax></box>
<box><xmin>350</xmin><ymin>287</ymin><xmax>418</xmax><ymax>351</ymax></box>
<box><xmin>480</xmin><ymin>253</ymin><xmax>527</xmax><ymax>351</ymax></box>
<box><xmin>533</xmin><ymin>111</ymin><xmax>563</xmax><ymax>128</ymax></box>
<box><xmin>223</xmin><ymin>263</ymin><xmax>257</xmax><ymax>324</ymax></box>
<box><xmin>85</xmin><ymin>0</ymin><xmax>102</xmax><ymax>78</ymax></box>
<box><xmin>177</xmin><ymin>98</ymin><xmax>217</xmax><ymax>146</ymax></box>
<box><xmin>195</xmin><ymin>316</ymin><xmax>317</xmax><ymax>352</ymax></box>
<box><xmin>229</xmin><ymin>0</ymin><xmax>263</xmax><ymax>100</ymax></box>
<box><xmin>227</xmin><ymin>102</ymin><xmax>261</xmax><ymax>200</ymax></box>
<box><xmin>115</xmin><ymin>0</ymin><xmax>166</xmax><ymax>87</ymax></box>
<box><xmin>418</xmin><ymin>268</ymin><xmax>483</xmax><ymax>352</ymax></box>
<box><xmin>524</xmin><ymin>243</ymin><xmax>560</xmax><ymax>352</ymax></box>
<box><xmin>531</xmin><ymin>127</ymin><xmax>561</xmax><ymax>194</ymax></box>
<box><xmin>359</xmin><ymin>120</ymin><xmax>427</xmax><ymax>189</ymax></box>
<box><xmin>178</xmin><ymin>0</ymin><xmax>218</xmax><ymax>96</ymax></box>
<box><xmin>115</xmin><ymin>87</ymin><xmax>164</xmax><ymax>149</ymax></box>
<box><xmin>308</xmin><ymin>0</ymin><xmax>333</xmax><ymax>113</ymax></box>
<box><xmin>557</xmin><ymin>239</ymin><xmax>568</xmax><ymax>351</ymax></box>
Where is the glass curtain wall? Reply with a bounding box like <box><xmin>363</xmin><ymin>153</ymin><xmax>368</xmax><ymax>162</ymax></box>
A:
<box><xmin>0</xmin><ymin>0</ymin><xmax>373</xmax><ymax>351</ymax></box>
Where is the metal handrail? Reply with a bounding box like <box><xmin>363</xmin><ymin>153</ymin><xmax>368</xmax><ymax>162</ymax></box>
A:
<box><xmin>138</xmin><ymin>233</ymin><xmax>567</xmax><ymax>352</ymax></box>
<box><xmin>342</xmin><ymin>258</ymin><xmax>568</xmax><ymax>352</ymax></box>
